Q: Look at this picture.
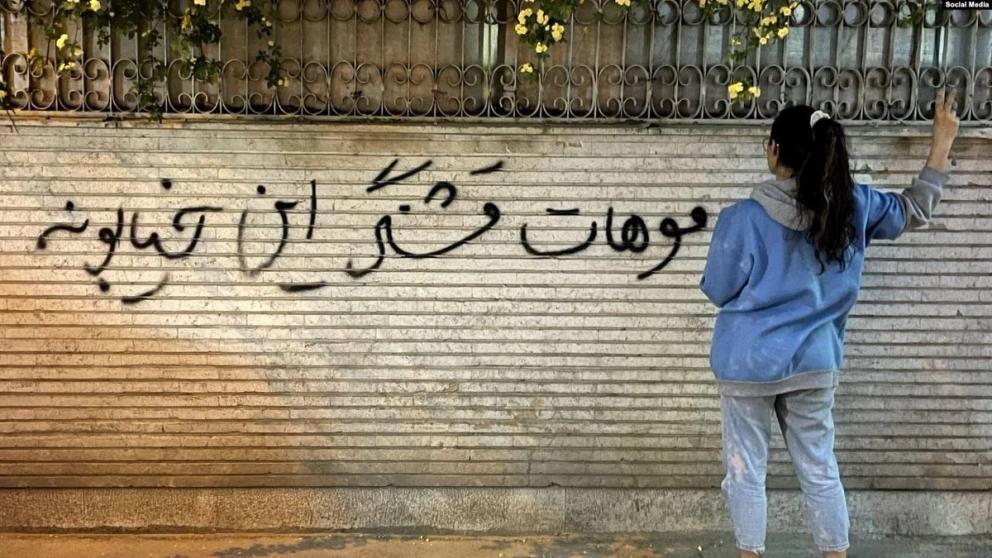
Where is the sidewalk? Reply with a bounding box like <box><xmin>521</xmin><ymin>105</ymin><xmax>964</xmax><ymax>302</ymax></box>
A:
<box><xmin>1</xmin><ymin>532</ymin><xmax>990</xmax><ymax>557</ymax></box>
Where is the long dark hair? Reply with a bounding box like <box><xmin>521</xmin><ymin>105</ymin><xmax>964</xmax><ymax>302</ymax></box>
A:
<box><xmin>770</xmin><ymin>105</ymin><xmax>856</xmax><ymax>272</ymax></box>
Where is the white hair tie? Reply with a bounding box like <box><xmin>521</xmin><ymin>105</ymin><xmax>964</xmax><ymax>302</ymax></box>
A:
<box><xmin>809</xmin><ymin>110</ymin><xmax>831</xmax><ymax>128</ymax></box>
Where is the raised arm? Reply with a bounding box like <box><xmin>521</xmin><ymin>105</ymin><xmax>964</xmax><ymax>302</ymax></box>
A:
<box><xmin>867</xmin><ymin>89</ymin><xmax>960</xmax><ymax>241</ymax></box>
<box><xmin>899</xmin><ymin>88</ymin><xmax>961</xmax><ymax>230</ymax></box>
<box><xmin>926</xmin><ymin>88</ymin><xmax>960</xmax><ymax>174</ymax></box>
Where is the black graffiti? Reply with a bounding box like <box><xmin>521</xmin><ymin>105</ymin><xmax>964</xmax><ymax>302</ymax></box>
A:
<box><xmin>469</xmin><ymin>161</ymin><xmax>504</xmax><ymax>175</ymax></box>
<box><xmin>368</xmin><ymin>158</ymin><xmax>432</xmax><ymax>193</ymax></box>
<box><xmin>34</xmin><ymin>179</ymin><xmax>226</xmax><ymax>303</ymax></box>
<box><xmin>521</xmin><ymin>208</ymin><xmax>598</xmax><ymax>257</ymax></box>
<box><xmin>341</xmin><ymin>159</ymin><xmax>502</xmax><ymax>280</ymax></box>
<box><xmin>37</xmin><ymin>160</ymin><xmax>711</xmax><ymax>303</ymax></box>
<box><xmin>519</xmin><ymin>205</ymin><xmax>708</xmax><ymax>280</ymax></box>
<box><xmin>306</xmin><ymin>178</ymin><xmax>317</xmax><ymax>240</ymax></box>
<box><xmin>425</xmin><ymin>181</ymin><xmax>457</xmax><ymax>208</ymax></box>
<box><xmin>637</xmin><ymin>206</ymin><xmax>708</xmax><ymax>280</ymax></box>
<box><xmin>118</xmin><ymin>179</ymin><xmax>225</xmax><ymax>301</ymax></box>
<box><xmin>36</xmin><ymin>200</ymin><xmax>88</xmax><ymax>249</ymax></box>
<box><xmin>247</xmin><ymin>181</ymin><xmax>324</xmax><ymax>292</ymax></box>
<box><xmin>83</xmin><ymin>207</ymin><xmax>124</xmax><ymax>277</ymax></box>
<box><xmin>346</xmin><ymin>202</ymin><xmax>501</xmax><ymax>275</ymax></box>
<box><xmin>122</xmin><ymin>274</ymin><xmax>170</xmax><ymax>305</ymax></box>
<box><xmin>238</xmin><ymin>185</ymin><xmax>300</xmax><ymax>278</ymax></box>
<box><xmin>277</xmin><ymin>159</ymin><xmax>505</xmax><ymax>290</ymax></box>
<box><xmin>130</xmin><ymin>205</ymin><xmax>222</xmax><ymax>259</ymax></box>
<box><xmin>605</xmin><ymin>207</ymin><xmax>650</xmax><ymax>253</ymax></box>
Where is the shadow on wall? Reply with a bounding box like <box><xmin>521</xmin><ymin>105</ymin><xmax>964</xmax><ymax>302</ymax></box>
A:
<box><xmin>0</xmin><ymin>249</ymin><xmax>315</xmax><ymax>527</ymax></box>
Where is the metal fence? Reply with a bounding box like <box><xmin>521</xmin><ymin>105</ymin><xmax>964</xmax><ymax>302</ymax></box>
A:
<box><xmin>1</xmin><ymin>0</ymin><xmax>990</xmax><ymax>121</ymax></box>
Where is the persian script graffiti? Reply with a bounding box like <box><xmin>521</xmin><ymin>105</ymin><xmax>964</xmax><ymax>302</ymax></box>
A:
<box><xmin>35</xmin><ymin>160</ymin><xmax>708</xmax><ymax>303</ymax></box>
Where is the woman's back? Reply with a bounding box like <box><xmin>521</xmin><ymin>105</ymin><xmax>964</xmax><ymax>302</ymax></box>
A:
<box><xmin>702</xmin><ymin>94</ymin><xmax>959</xmax><ymax>558</ymax></box>
<box><xmin>702</xmin><ymin>168</ymin><xmax>947</xmax><ymax>395</ymax></box>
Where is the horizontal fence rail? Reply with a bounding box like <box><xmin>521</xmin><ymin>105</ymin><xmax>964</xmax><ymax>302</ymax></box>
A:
<box><xmin>1</xmin><ymin>1</ymin><xmax>991</xmax><ymax>121</ymax></box>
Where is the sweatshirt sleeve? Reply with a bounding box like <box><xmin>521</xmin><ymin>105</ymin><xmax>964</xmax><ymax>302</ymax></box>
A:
<box><xmin>865</xmin><ymin>165</ymin><xmax>949</xmax><ymax>242</ymax></box>
<box><xmin>700</xmin><ymin>206</ymin><xmax>753</xmax><ymax>308</ymax></box>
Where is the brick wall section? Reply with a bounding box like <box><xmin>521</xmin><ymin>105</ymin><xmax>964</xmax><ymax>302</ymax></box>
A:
<box><xmin>0</xmin><ymin>119</ymin><xmax>989</xmax><ymax>492</ymax></box>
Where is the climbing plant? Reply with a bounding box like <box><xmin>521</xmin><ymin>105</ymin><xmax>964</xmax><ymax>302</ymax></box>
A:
<box><xmin>1</xmin><ymin>0</ymin><xmax>284</xmax><ymax>116</ymax></box>
<box><xmin>0</xmin><ymin>0</ymin><xmax>950</xmax><ymax>114</ymax></box>
<box><xmin>515</xmin><ymin>0</ymin><xmax>799</xmax><ymax>103</ymax></box>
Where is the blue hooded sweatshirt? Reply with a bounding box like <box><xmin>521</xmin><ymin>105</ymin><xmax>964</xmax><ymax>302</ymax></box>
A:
<box><xmin>700</xmin><ymin>166</ymin><xmax>949</xmax><ymax>396</ymax></box>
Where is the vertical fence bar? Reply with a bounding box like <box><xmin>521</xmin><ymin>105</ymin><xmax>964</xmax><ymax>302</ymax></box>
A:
<box><xmin>0</xmin><ymin>0</ymin><xmax>987</xmax><ymax>121</ymax></box>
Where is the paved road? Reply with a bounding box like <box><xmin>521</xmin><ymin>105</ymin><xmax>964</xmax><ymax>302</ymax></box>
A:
<box><xmin>1</xmin><ymin>532</ymin><xmax>990</xmax><ymax>557</ymax></box>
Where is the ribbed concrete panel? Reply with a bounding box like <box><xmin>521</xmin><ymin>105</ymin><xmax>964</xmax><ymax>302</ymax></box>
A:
<box><xmin>0</xmin><ymin>120</ymin><xmax>989</xmax><ymax>492</ymax></box>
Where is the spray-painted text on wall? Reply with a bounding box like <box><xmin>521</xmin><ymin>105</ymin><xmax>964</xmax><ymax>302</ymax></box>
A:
<box><xmin>36</xmin><ymin>159</ymin><xmax>708</xmax><ymax>304</ymax></box>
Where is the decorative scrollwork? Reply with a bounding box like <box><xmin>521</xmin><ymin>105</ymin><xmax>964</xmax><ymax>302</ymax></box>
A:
<box><xmin>0</xmin><ymin>0</ymin><xmax>988</xmax><ymax>121</ymax></box>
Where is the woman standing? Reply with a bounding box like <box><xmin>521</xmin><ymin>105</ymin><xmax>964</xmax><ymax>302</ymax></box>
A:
<box><xmin>700</xmin><ymin>90</ymin><xmax>960</xmax><ymax>557</ymax></box>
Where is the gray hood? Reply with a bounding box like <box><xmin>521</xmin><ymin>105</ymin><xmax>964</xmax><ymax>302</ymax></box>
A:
<box><xmin>750</xmin><ymin>166</ymin><xmax>949</xmax><ymax>235</ymax></box>
<box><xmin>750</xmin><ymin>176</ymin><xmax>805</xmax><ymax>231</ymax></box>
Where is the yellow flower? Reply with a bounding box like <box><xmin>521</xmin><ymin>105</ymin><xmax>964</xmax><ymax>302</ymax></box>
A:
<box><xmin>780</xmin><ymin>5</ymin><xmax>792</xmax><ymax>16</ymax></box>
<box><xmin>235</xmin><ymin>0</ymin><xmax>251</xmax><ymax>9</ymax></box>
<box><xmin>56</xmin><ymin>34</ymin><xmax>69</xmax><ymax>49</ymax></box>
<box><xmin>747</xmin><ymin>85</ymin><xmax>761</xmax><ymax>97</ymax></box>
<box><xmin>64</xmin><ymin>0</ymin><xmax>79</xmax><ymax>5</ymax></box>
<box><xmin>277</xmin><ymin>78</ymin><xmax>286</xmax><ymax>87</ymax></box>
<box><xmin>551</xmin><ymin>23</ymin><xmax>565</xmax><ymax>41</ymax></box>
<box><xmin>760</xmin><ymin>15</ymin><xmax>777</xmax><ymax>26</ymax></box>
<box><xmin>777</xmin><ymin>26</ymin><xmax>789</xmax><ymax>39</ymax></box>
<box><xmin>515</xmin><ymin>23</ymin><xmax>528</xmax><ymax>35</ymax></box>
<box><xmin>535</xmin><ymin>42</ymin><xmax>548</xmax><ymax>54</ymax></box>
<box><xmin>519</xmin><ymin>63</ymin><xmax>534</xmax><ymax>74</ymax></box>
<box><xmin>536</xmin><ymin>9</ymin><xmax>548</xmax><ymax>24</ymax></box>
<box><xmin>728</xmin><ymin>82</ymin><xmax>744</xmax><ymax>100</ymax></box>
<box><xmin>615</xmin><ymin>0</ymin><xmax>631</xmax><ymax>6</ymax></box>
<box><xmin>698</xmin><ymin>0</ymin><xmax>706</xmax><ymax>6</ymax></box>
<box><xmin>0</xmin><ymin>89</ymin><xmax>6</xmax><ymax>100</ymax></box>
<box><xmin>72</xmin><ymin>46</ymin><xmax>83</xmax><ymax>57</ymax></box>
<box><xmin>759</xmin><ymin>36</ymin><xmax>768</xmax><ymax>45</ymax></box>
<box><xmin>182</xmin><ymin>13</ymin><xmax>191</xmax><ymax>29</ymax></box>
<box><xmin>89</xmin><ymin>0</ymin><xmax>100</xmax><ymax>10</ymax></box>
<box><xmin>517</xmin><ymin>8</ymin><xmax>532</xmax><ymax>24</ymax></box>
<box><xmin>194</xmin><ymin>0</ymin><xmax>206</xmax><ymax>5</ymax></box>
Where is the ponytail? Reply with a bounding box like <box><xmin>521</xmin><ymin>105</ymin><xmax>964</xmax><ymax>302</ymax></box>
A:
<box><xmin>771</xmin><ymin>106</ymin><xmax>856</xmax><ymax>272</ymax></box>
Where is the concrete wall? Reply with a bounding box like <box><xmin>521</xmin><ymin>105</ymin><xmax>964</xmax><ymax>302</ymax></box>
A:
<box><xmin>0</xmin><ymin>118</ymin><xmax>989</xmax><ymax>533</ymax></box>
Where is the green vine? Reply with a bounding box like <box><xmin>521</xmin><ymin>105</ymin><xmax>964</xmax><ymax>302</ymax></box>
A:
<box><xmin>516</xmin><ymin>0</ymin><xmax>799</xmax><ymax>103</ymax></box>
<box><xmin>2</xmin><ymin>0</ymin><xmax>285</xmax><ymax>118</ymax></box>
<box><xmin>0</xmin><ymin>0</ymin><xmax>950</xmax><ymax>115</ymax></box>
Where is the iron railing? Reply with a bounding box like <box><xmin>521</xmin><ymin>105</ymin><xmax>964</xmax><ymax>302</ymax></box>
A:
<box><xmin>1</xmin><ymin>0</ymin><xmax>990</xmax><ymax>121</ymax></box>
